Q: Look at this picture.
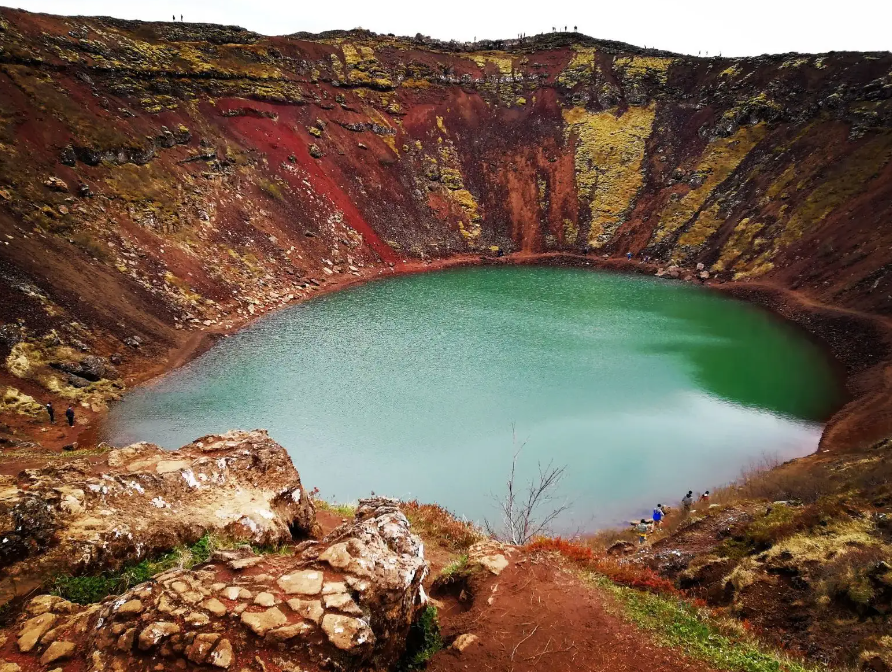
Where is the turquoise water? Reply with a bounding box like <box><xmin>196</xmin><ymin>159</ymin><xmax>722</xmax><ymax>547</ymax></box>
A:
<box><xmin>106</xmin><ymin>267</ymin><xmax>840</xmax><ymax>531</ymax></box>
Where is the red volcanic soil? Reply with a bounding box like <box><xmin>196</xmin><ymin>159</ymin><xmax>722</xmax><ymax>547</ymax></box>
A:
<box><xmin>428</xmin><ymin>552</ymin><xmax>717</xmax><ymax>672</ymax></box>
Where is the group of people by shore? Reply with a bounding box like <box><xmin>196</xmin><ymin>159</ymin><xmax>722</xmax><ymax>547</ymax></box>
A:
<box><xmin>633</xmin><ymin>490</ymin><xmax>710</xmax><ymax>544</ymax></box>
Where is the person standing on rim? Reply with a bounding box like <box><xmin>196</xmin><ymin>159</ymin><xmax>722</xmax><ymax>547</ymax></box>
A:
<box><xmin>652</xmin><ymin>503</ymin><xmax>665</xmax><ymax>528</ymax></box>
<box><xmin>682</xmin><ymin>491</ymin><xmax>693</xmax><ymax>512</ymax></box>
<box><xmin>45</xmin><ymin>401</ymin><xmax>54</xmax><ymax>424</ymax></box>
<box><xmin>65</xmin><ymin>405</ymin><xmax>75</xmax><ymax>428</ymax></box>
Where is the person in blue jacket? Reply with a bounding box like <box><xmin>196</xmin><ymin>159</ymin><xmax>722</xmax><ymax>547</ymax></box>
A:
<box><xmin>652</xmin><ymin>504</ymin><xmax>665</xmax><ymax>528</ymax></box>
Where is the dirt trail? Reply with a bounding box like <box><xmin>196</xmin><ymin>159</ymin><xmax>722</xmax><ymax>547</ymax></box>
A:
<box><xmin>430</xmin><ymin>553</ymin><xmax>716</xmax><ymax>672</ymax></box>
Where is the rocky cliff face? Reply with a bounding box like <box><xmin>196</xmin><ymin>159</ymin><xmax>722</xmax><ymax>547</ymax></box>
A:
<box><xmin>0</xmin><ymin>8</ymin><xmax>891</xmax><ymax>442</ymax></box>
<box><xmin>0</xmin><ymin>497</ymin><xmax>427</xmax><ymax>672</ymax></box>
<box><xmin>0</xmin><ymin>430</ymin><xmax>316</xmax><ymax>604</ymax></box>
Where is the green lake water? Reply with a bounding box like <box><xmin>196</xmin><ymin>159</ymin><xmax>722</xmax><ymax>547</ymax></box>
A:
<box><xmin>106</xmin><ymin>267</ymin><xmax>841</xmax><ymax>531</ymax></box>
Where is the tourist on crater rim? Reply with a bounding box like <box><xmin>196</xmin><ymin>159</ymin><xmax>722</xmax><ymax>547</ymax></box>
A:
<box><xmin>45</xmin><ymin>401</ymin><xmax>54</xmax><ymax>424</ymax></box>
<box><xmin>65</xmin><ymin>405</ymin><xmax>75</xmax><ymax>428</ymax></box>
<box><xmin>652</xmin><ymin>503</ymin><xmax>665</xmax><ymax>528</ymax></box>
<box><xmin>634</xmin><ymin>518</ymin><xmax>652</xmax><ymax>544</ymax></box>
<box><xmin>700</xmin><ymin>490</ymin><xmax>710</xmax><ymax>502</ymax></box>
<box><xmin>682</xmin><ymin>491</ymin><xmax>693</xmax><ymax>511</ymax></box>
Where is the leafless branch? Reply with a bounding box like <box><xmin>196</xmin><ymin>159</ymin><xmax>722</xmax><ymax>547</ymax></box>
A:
<box><xmin>486</xmin><ymin>424</ymin><xmax>570</xmax><ymax>545</ymax></box>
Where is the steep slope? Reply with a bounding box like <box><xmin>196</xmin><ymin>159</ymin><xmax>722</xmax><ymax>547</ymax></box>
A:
<box><xmin>0</xmin><ymin>8</ymin><xmax>891</xmax><ymax>448</ymax></box>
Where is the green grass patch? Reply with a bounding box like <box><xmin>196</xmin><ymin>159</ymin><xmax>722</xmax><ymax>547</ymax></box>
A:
<box><xmin>397</xmin><ymin>605</ymin><xmax>443</xmax><ymax>670</ymax></box>
<box><xmin>584</xmin><ymin>572</ymin><xmax>830</xmax><ymax>672</ymax></box>
<box><xmin>51</xmin><ymin>534</ymin><xmax>274</xmax><ymax>605</ymax></box>
<box><xmin>315</xmin><ymin>500</ymin><xmax>357</xmax><ymax>517</ymax></box>
<box><xmin>438</xmin><ymin>554</ymin><xmax>469</xmax><ymax>580</ymax></box>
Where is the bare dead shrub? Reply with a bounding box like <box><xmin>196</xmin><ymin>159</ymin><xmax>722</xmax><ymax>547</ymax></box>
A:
<box><xmin>486</xmin><ymin>425</ymin><xmax>569</xmax><ymax>545</ymax></box>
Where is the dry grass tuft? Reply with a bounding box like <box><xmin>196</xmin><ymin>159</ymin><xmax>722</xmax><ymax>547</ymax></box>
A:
<box><xmin>400</xmin><ymin>501</ymin><xmax>484</xmax><ymax>552</ymax></box>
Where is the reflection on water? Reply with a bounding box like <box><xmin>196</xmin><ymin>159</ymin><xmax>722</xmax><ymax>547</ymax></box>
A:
<box><xmin>107</xmin><ymin>267</ymin><xmax>840</xmax><ymax>530</ymax></box>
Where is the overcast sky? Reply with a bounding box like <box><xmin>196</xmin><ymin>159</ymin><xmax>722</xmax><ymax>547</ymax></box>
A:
<box><xmin>5</xmin><ymin>0</ymin><xmax>891</xmax><ymax>57</ymax></box>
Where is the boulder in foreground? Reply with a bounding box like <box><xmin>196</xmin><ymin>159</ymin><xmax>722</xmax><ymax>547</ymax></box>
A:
<box><xmin>0</xmin><ymin>430</ymin><xmax>317</xmax><ymax>602</ymax></box>
<box><xmin>0</xmin><ymin>497</ymin><xmax>427</xmax><ymax>672</ymax></box>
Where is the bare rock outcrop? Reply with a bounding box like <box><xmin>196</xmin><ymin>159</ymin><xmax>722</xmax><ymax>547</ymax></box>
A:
<box><xmin>0</xmin><ymin>497</ymin><xmax>427</xmax><ymax>671</ymax></box>
<box><xmin>0</xmin><ymin>430</ymin><xmax>316</xmax><ymax>602</ymax></box>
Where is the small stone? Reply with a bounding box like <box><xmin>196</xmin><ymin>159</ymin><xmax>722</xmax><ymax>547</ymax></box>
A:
<box><xmin>170</xmin><ymin>581</ymin><xmax>190</xmax><ymax>594</ymax></box>
<box><xmin>138</xmin><ymin>622</ymin><xmax>180</xmax><ymax>651</ymax></box>
<box><xmin>240</xmin><ymin>607</ymin><xmax>287</xmax><ymax>636</ymax></box>
<box><xmin>40</xmin><ymin>641</ymin><xmax>76</xmax><ymax>665</ymax></box>
<box><xmin>252</xmin><ymin>574</ymin><xmax>274</xmax><ymax>583</ymax></box>
<box><xmin>318</xmin><ymin>543</ymin><xmax>352</xmax><ymax>570</ymax></box>
<box><xmin>254</xmin><ymin>592</ymin><xmax>276</xmax><ymax>607</ymax></box>
<box><xmin>277</xmin><ymin>570</ymin><xmax>323</xmax><ymax>595</ymax></box>
<box><xmin>157</xmin><ymin>592</ymin><xmax>178</xmax><ymax>614</ymax></box>
<box><xmin>181</xmin><ymin>591</ymin><xmax>204</xmax><ymax>604</ymax></box>
<box><xmin>117</xmin><ymin>599</ymin><xmax>144</xmax><ymax>616</ymax></box>
<box><xmin>230</xmin><ymin>557</ymin><xmax>263</xmax><ymax>570</ymax></box>
<box><xmin>17</xmin><ymin>613</ymin><xmax>56</xmax><ymax>652</ymax></box>
<box><xmin>155</xmin><ymin>460</ymin><xmax>191</xmax><ymax>474</ymax></box>
<box><xmin>476</xmin><ymin>554</ymin><xmax>508</xmax><ymax>575</ymax></box>
<box><xmin>451</xmin><ymin>633</ymin><xmax>479</xmax><ymax>652</ymax></box>
<box><xmin>286</xmin><ymin>599</ymin><xmax>323</xmax><ymax>624</ymax></box>
<box><xmin>237</xmin><ymin>588</ymin><xmax>253</xmax><ymax>600</ymax></box>
<box><xmin>186</xmin><ymin>633</ymin><xmax>220</xmax><ymax>664</ymax></box>
<box><xmin>40</xmin><ymin>627</ymin><xmax>60</xmax><ymax>645</ymax></box>
<box><xmin>231</xmin><ymin>603</ymin><xmax>248</xmax><ymax>615</ymax></box>
<box><xmin>202</xmin><ymin>598</ymin><xmax>227</xmax><ymax>617</ymax></box>
<box><xmin>117</xmin><ymin>628</ymin><xmax>136</xmax><ymax>651</ymax></box>
<box><xmin>185</xmin><ymin>612</ymin><xmax>211</xmax><ymax>627</ymax></box>
<box><xmin>211</xmin><ymin>582</ymin><xmax>227</xmax><ymax>592</ymax></box>
<box><xmin>321</xmin><ymin>582</ymin><xmax>347</xmax><ymax>595</ymax></box>
<box><xmin>25</xmin><ymin>595</ymin><xmax>73</xmax><ymax>616</ymax></box>
<box><xmin>322</xmin><ymin>614</ymin><xmax>374</xmax><ymax>651</ymax></box>
<box><xmin>44</xmin><ymin>176</ymin><xmax>68</xmax><ymax>192</ymax></box>
<box><xmin>323</xmin><ymin>592</ymin><xmax>363</xmax><ymax>616</ymax></box>
<box><xmin>209</xmin><ymin>638</ymin><xmax>233</xmax><ymax>669</ymax></box>
<box><xmin>221</xmin><ymin>586</ymin><xmax>241</xmax><ymax>600</ymax></box>
<box><xmin>266</xmin><ymin>622</ymin><xmax>313</xmax><ymax>642</ymax></box>
<box><xmin>0</xmin><ymin>664</ymin><xmax>20</xmax><ymax>672</ymax></box>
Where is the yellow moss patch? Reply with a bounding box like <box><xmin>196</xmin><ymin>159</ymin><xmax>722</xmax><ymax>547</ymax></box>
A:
<box><xmin>765</xmin><ymin>163</ymin><xmax>798</xmax><ymax>200</ymax></box>
<box><xmin>720</xmin><ymin>64</ymin><xmax>742</xmax><ymax>78</ymax></box>
<box><xmin>652</xmin><ymin>123</ymin><xmax>766</xmax><ymax>245</ymax></box>
<box><xmin>764</xmin><ymin>518</ymin><xmax>883</xmax><ymax>564</ymax></box>
<box><xmin>469</xmin><ymin>53</ymin><xmax>513</xmax><ymax>76</ymax></box>
<box><xmin>563</xmin><ymin>218</ymin><xmax>579</xmax><ymax>245</ymax></box>
<box><xmin>6</xmin><ymin>342</ymin><xmax>42</xmax><ymax>378</ymax></box>
<box><xmin>436</xmin><ymin>116</ymin><xmax>446</xmax><ymax>133</ymax></box>
<box><xmin>453</xmin><ymin>189</ymin><xmax>482</xmax><ymax>244</ymax></box>
<box><xmin>676</xmin><ymin>200</ymin><xmax>725</xmax><ymax>250</ymax></box>
<box><xmin>557</xmin><ymin>47</ymin><xmax>598</xmax><ymax>88</ymax></box>
<box><xmin>1</xmin><ymin>387</ymin><xmax>44</xmax><ymax>418</ymax></box>
<box><xmin>713</xmin><ymin>217</ymin><xmax>763</xmax><ymax>271</ymax></box>
<box><xmin>776</xmin><ymin>131</ymin><xmax>892</xmax><ymax>249</ymax></box>
<box><xmin>563</xmin><ymin>104</ymin><xmax>656</xmax><ymax>248</ymax></box>
<box><xmin>614</xmin><ymin>55</ymin><xmax>674</xmax><ymax>85</ymax></box>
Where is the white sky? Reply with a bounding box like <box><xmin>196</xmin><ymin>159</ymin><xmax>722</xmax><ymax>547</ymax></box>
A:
<box><xmin>5</xmin><ymin>0</ymin><xmax>892</xmax><ymax>57</ymax></box>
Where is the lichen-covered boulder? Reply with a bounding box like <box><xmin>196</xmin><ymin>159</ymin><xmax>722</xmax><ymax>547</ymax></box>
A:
<box><xmin>0</xmin><ymin>430</ymin><xmax>316</xmax><ymax>604</ymax></box>
<box><xmin>0</xmin><ymin>497</ymin><xmax>427</xmax><ymax>671</ymax></box>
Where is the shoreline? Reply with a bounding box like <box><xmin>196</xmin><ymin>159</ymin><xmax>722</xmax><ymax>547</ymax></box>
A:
<box><xmin>8</xmin><ymin>251</ymin><xmax>891</xmax><ymax>463</ymax></box>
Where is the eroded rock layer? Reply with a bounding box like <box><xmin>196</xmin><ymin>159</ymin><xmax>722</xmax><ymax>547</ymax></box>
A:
<box><xmin>0</xmin><ymin>497</ymin><xmax>426</xmax><ymax>672</ymax></box>
<box><xmin>0</xmin><ymin>430</ymin><xmax>316</xmax><ymax>599</ymax></box>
